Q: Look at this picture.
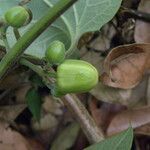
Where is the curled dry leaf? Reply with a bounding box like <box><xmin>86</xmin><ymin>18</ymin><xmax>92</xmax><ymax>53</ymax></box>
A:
<box><xmin>106</xmin><ymin>106</ymin><xmax>150</xmax><ymax>136</ymax></box>
<box><xmin>101</xmin><ymin>43</ymin><xmax>150</xmax><ymax>89</ymax></box>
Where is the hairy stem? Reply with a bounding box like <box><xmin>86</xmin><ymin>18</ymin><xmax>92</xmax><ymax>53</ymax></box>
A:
<box><xmin>0</xmin><ymin>46</ymin><xmax>45</xmax><ymax>65</ymax></box>
<box><xmin>0</xmin><ymin>0</ymin><xmax>78</xmax><ymax>80</ymax></box>
<box><xmin>20</xmin><ymin>58</ymin><xmax>44</xmax><ymax>77</ymax></box>
<box><xmin>13</xmin><ymin>28</ymin><xmax>21</xmax><ymax>40</ymax></box>
<box><xmin>63</xmin><ymin>94</ymin><xmax>105</xmax><ymax>144</ymax></box>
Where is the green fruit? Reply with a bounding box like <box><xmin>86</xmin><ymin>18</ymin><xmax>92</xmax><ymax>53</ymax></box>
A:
<box><xmin>45</xmin><ymin>40</ymin><xmax>66</xmax><ymax>64</ymax></box>
<box><xmin>56</xmin><ymin>59</ymin><xmax>98</xmax><ymax>95</ymax></box>
<box><xmin>5</xmin><ymin>6</ymin><xmax>30</xmax><ymax>28</ymax></box>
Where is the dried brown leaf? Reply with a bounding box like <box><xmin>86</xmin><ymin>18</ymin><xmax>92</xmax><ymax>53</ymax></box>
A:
<box><xmin>32</xmin><ymin>113</ymin><xmax>58</xmax><ymax>131</ymax></box>
<box><xmin>0</xmin><ymin>144</ymin><xmax>16</xmax><ymax>150</ymax></box>
<box><xmin>15</xmin><ymin>84</ymin><xmax>31</xmax><ymax>103</ymax></box>
<box><xmin>101</xmin><ymin>43</ymin><xmax>150</xmax><ymax>89</ymax></box>
<box><xmin>90</xmin><ymin>79</ymin><xmax>147</xmax><ymax>106</ymax></box>
<box><xmin>107</xmin><ymin>106</ymin><xmax>150</xmax><ymax>136</ymax></box>
<box><xmin>89</xmin><ymin>98</ymin><xmax>125</xmax><ymax>132</ymax></box>
<box><xmin>0</xmin><ymin>104</ymin><xmax>26</xmax><ymax>122</ymax></box>
<box><xmin>0</xmin><ymin>68</ymin><xmax>27</xmax><ymax>90</ymax></box>
<box><xmin>135</xmin><ymin>123</ymin><xmax>150</xmax><ymax>136</ymax></box>
<box><xmin>0</xmin><ymin>120</ymin><xmax>44</xmax><ymax>150</ymax></box>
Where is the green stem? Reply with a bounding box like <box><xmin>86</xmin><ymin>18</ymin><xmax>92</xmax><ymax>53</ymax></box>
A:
<box><xmin>13</xmin><ymin>28</ymin><xmax>21</xmax><ymax>40</ymax></box>
<box><xmin>20</xmin><ymin>58</ymin><xmax>44</xmax><ymax>77</ymax></box>
<box><xmin>0</xmin><ymin>45</ymin><xmax>45</xmax><ymax>65</ymax></box>
<box><xmin>20</xmin><ymin>58</ymin><xmax>56</xmax><ymax>79</ymax></box>
<box><xmin>21</xmin><ymin>54</ymin><xmax>45</xmax><ymax>65</ymax></box>
<box><xmin>0</xmin><ymin>0</ymin><xmax>78</xmax><ymax>80</ymax></box>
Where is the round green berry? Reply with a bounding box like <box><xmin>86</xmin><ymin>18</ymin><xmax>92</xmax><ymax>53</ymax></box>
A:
<box><xmin>45</xmin><ymin>40</ymin><xmax>66</xmax><ymax>65</ymax></box>
<box><xmin>5</xmin><ymin>6</ymin><xmax>30</xmax><ymax>28</ymax></box>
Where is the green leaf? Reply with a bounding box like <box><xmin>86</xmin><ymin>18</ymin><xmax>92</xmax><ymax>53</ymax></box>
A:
<box><xmin>51</xmin><ymin>122</ymin><xmax>80</xmax><ymax>150</ymax></box>
<box><xmin>84</xmin><ymin>127</ymin><xmax>133</xmax><ymax>150</ymax></box>
<box><xmin>26</xmin><ymin>88</ymin><xmax>42</xmax><ymax>121</ymax></box>
<box><xmin>1</xmin><ymin>0</ymin><xmax>122</xmax><ymax>58</ymax></box>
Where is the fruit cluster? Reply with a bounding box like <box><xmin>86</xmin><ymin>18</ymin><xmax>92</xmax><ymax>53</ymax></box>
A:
<box><xmin>4</xmin><ymin>6</ymin><xmax>98</xmax><ymax>96</ymax></box>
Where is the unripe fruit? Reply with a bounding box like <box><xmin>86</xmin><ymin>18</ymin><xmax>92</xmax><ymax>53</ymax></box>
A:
<box><xmin>45</xmin><ymin>40</ymin><xmax>66</xmax><ymax>64</ymax></box>
<box><xmin>5</xmin><ymin>6</ymin><xmax>30</xmax><ymax>28</ymax></box>
<box><xmin>56</xmin><ymin>59</ymin><xmax>98</xmax><ymax>95</ymax></box>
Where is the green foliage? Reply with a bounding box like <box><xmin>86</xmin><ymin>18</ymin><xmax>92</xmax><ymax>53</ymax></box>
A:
<box><xmin>0</xmin><ymin>0</ymin><xmax>20</xmax><ymax>16</ymax></box>
<box><xmin>26</xmin><ymin>88</ymin><xmax>42</xmax><ymax>121</ymax></box>
<box><xmin>85</xmin><ymin>127</ymin><xmax>133</xmax><ymax>150</ymax></box>
<box><xmin>1</xmin><ymin>0</ymin><xmax>122</xmax><ymax>58</ymax></box>
<box><xmin>0</xmin><ymin>1</ymin><xmax>135</xmax><ymax>149</ymax></box>
<box><xmin>45</xmin><ymin>40</ymin><xmax>66</xmax><ymax>64</ymax></box>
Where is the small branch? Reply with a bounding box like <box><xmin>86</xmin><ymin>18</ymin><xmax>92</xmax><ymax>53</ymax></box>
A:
<box><xmin>20</xmin><ymin>58</ymin><xmax>44</xmax><ymax>78</ymax></box>
<box><xmin>0</xmin><ymin>46</ymin><xmax>45</xmax><ymax>65</ymax></box>
<box><xmin>21</xmin><ymin>54</ymin><xmax>45</xmax><ymax>66</ymax></box>
<box><xmin>13</xmin><ymin>28</ymin><xmax>21</xmax><ymax>40</ymax></box>
<box><xmin>121</xmin><ymin>7</ymin><xmax>150</xmax><ymax>23</ymax></box>
<box><xmin>63</xmin><ymin>94</ymin><xmax>105</xmax><ymax>144</ymax></box>
<box><xmin>0</xmin><ymin>0</ymin><xmax>78</xmax><ymax>80</ymax></box>
<box><xmin>20</xmin><ymin>58</ymin><xmax>55</xmax><ymax>83</ymax></box>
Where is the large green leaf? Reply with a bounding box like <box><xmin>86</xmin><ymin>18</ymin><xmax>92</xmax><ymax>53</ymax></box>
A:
<box><xmin>1</xmin><ymin>0</ymin><xmax>122</xmax><ymax>58</ymax></box>
<box><xmin>0</xmin><ymin>0</ymin><xmax>20</xmax><ymax>16</ymax></box>
<box><xmin>84</xmin><ymin>127</ymin><xmax>133</xmax><ymax>150</ymax></box>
